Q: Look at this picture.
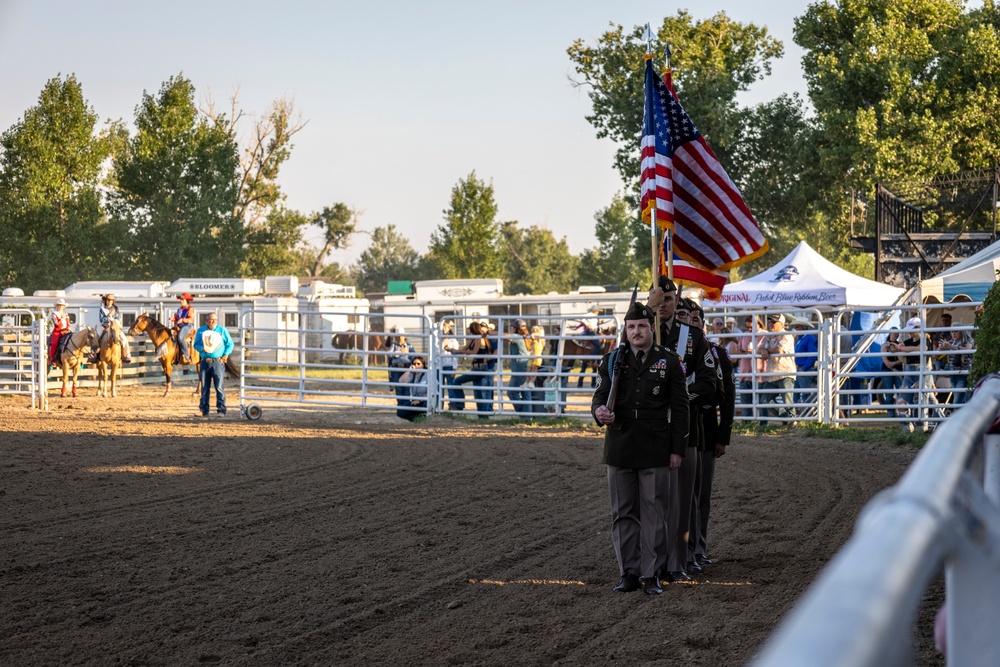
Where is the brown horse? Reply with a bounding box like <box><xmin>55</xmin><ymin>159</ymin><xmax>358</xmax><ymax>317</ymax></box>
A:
<box><xmin>561</xmin><ymin>324</ymin><xmax>618</xmax><ymax>388</ymax></box>
<box><xmin>331</xmin><ymin>330</ymin><xmax>387</xmax><ymax>364</ymax></box>
<box><xmin>52</xmin><ymin>327</ymin><xmax>99</xmax><ymax>397</ymax></box>
<box><xmin>96</xmin><ymin>320</ymin><xmax>124</xmax><ymax>398</ymax></box>
<box><xmin>128</xmin><ymin>312</ymin><xmax>200</xmax><ymax>397</ymax></box>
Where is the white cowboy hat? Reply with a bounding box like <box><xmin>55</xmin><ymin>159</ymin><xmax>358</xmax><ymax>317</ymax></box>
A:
<box><xmin>55</xmin><ymin>298</ymin><xmax>67</xmax><ymax>306</ymax></box>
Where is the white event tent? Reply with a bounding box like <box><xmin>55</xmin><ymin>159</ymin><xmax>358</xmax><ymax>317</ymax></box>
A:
<box><xmin>920</xmin><ymin>238</ymin><xmax>1000</xmax><ymax>302</ymax></box>
<box><xmin>703</xmin><ymin>241</ymin><xmax>904</xmax><ymax>309</ymax></box>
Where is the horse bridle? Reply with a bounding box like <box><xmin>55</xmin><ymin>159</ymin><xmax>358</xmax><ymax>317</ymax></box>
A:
<box><xmin>62</xmin><ymin>329</ymin><xmax>92</xmax><ymax>358</ymax></box>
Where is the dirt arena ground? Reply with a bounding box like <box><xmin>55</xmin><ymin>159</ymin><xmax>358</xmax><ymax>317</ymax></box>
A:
<box><xmin>1</xmin><ymin>387</ymin><xmax>945</xmax><ymax>666</ymax></box>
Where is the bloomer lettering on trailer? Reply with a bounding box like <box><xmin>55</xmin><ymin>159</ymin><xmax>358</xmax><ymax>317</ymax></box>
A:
<box><xmin>188</xmin><ymin>283</ymin><xmax>239</xmax><ymax>292</ymax></box>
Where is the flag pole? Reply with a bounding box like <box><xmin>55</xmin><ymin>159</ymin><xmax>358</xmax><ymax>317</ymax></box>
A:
<box><xmin>645</xmin><ymin>25</ymin><xmax>662</xmax><ymax>344</ymax></box>
<box><xmin>663</xmin><ymin>41</ymin><xmax>674</xmax><ymax>286</ymax></box>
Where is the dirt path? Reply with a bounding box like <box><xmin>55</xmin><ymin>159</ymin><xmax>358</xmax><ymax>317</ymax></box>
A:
<box><xmin>0</xmin><ymin>389</ymin><xmax>943</xmax><ymax>665</ymax></box>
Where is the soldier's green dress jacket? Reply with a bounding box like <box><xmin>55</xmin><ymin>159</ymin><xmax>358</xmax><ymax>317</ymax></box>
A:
<box><xmin>591</xmin><ymin>345</ymin><xmax>690</xmax><ymax>469</ymax></box>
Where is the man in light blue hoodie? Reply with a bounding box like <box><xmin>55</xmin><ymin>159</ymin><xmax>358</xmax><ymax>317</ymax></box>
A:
<box><xmin>193</xmin><ymin>313</ymin><xmax>234</xmax><ymax>417</ymax></box>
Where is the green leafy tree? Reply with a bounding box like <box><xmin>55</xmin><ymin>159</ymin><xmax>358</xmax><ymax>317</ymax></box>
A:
<box><xmin>111</xmin><ymin>74</ymin><xmax>243</xmax><ymax>279</ymax></box>
<box><xmin>0</xmin><ymin>75</ymin><xmax>124</xmax><ymax>291</ymax></box>
<box><xmin>970</xmin><ymin>272</ymin><xmax>1000</xmax><ymax>385</ymax></box>
<box><xmin>352</xmin><ymin>224</ymin><xmax>421</xmax><ymax>294</ymax></box>
<box><xmin>793</xmin><ymin>0</ymin><xmax>997</xmax><ymax>194</ymax></box>
<box><xmin>567</xmin><ymin>13</ymin><xmax>783</xmax><ymax>198</ymax></box>
<box><xmin>578</xmin><ymin>194</ymin><xmax>648</xmax><ymax>288</ymax></box>
<box><xmin>427</xmin><ymin>171</ymin><xmax>504</xmax><ymax>279</ymax></box>
<box><xmin>500</xmin><ymin>222</ymin><xmax>578</xmax><ymax>294</ymax></box>
<box><xmin>208</xmin><ymin>95</ymin><xmax>308</xmax><ymax>271</ymax></box>
<box><xmin>242</xmin><ymin>206</ymin><xmax>311</xmax><ymax>276</ymax></box>
<box><xmin>307</xmin><ymin>204</ymin><xmax>357</xmax><ymax>277</ymax></box>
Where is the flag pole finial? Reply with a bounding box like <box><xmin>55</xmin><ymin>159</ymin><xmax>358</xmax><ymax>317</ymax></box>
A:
<box><xmin>644</xmin><ymin>23</ymin><xmax>654</xmax><ymax>55</ymax></box>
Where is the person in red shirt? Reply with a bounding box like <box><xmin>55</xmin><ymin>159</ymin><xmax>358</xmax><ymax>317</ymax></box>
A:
<box><xmin>48</xmin><ymin>298</ymin><xmax>72</xmax><ymax>368</ymax></box>
<box><xmin>171</xmin><ymin>293</ymin><xmax>196</xmax><ymax>364</ymax></box>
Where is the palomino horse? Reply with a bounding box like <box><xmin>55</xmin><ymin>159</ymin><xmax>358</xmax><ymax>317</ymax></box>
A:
<box><xmin>128</xmin><ymin>312</ymin><xmax>200</xmax><ymax>397</ymax></box>
<box><xmin>52</xmin><ymin>327</ymin><xmax>99</xmax><ymax>397</ymax></box>
<box><xmin>561</xmin><ymin>323</ymin><xmax>618</xmax><ymax>388</ymax></box>
<box><xmin>96</xmin><ymin>320</ymin><xmax>124</xmax><ymax>398</ymax></box>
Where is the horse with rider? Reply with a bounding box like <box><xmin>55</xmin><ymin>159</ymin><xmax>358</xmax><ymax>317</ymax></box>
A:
<box><xmin>88</xmin><ymin>294</ymin><xmax>132</xmax><ymax>365</ymax></box>
<box><xmin>48</xmin><ymin>298</ymin><xmax>99</xmax><ymax>397</ymax></box>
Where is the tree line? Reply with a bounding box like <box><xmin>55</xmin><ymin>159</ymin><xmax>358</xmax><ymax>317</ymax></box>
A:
<box><xmin>6</xmin><ymin>2</ymin><xmax>1000</xmax><ymax>297</ymax></box>
<box><xmin>568</xmin><ymin>1</ymin><xmax>1000</xmax><ymax>279</ymax></box>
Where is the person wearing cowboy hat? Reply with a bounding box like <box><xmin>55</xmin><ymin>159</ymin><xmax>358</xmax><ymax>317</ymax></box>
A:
<box><xmin>47</xmin><ymin>298</ymin><xmax>72</xmax><ymax>368</ymax></box>
<box><xmin>171</xmin><ymin>292</ymin><xmax>197</xmax><ymax>364</ymax></box>
<box><xmin>758</xmin><ymin>313</ymin><xmax>794</xmax><ymax>424</ymax></box>
<box><xmin>91</xmin><ymin>294</ymin><xmax>131</xmax><ymax>363</ymax></box>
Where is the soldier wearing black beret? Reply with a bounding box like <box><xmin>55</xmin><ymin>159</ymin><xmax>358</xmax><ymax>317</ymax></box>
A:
<box><xmin>592</xmin><ymin>301</ymin><xmax>689</xmax><ymax>595</ymax></box>
<box><xmin>646</xmin><ymin>280</ymin><xmax>720</xmax><ymax>581</ymax></box>
<box><xmin>681</xmin><ymin>301</ymin><xmax>735</xmax><ymax>572</ymax></box>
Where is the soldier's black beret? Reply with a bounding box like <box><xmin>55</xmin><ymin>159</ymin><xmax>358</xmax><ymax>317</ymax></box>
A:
<box><xmin>624</xmin><ymin>302</ymin><xmax>655</xmax><ymax>323</ymax></box>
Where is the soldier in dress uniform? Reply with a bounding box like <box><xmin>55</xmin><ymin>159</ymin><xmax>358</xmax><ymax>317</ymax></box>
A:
<box><xmin>592</xmin><ymin>302</ymin><xmax>689</xmax><ymax>596</ymax></box>
<box><xmin>647</xmin><ymin>280</ymin><xmax>720</xmax><ymax>581</ymax></box>
<box><xmin>686</xmin><ymin>301</ymin><xmax>736</xmax><ymax>570</ymax></box>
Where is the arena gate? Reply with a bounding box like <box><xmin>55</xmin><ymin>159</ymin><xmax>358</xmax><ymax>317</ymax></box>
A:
<box><xmin>236</xmin><ymin>311</ymin><xmax>623</xmax><ymax>420</ymax></box>
<box><xmin>0</xmin><ymin>308</ymin><xmax>46</xmax><ymax>410</ymax></box>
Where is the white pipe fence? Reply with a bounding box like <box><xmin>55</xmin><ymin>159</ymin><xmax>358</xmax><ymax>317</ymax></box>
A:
<box><xmin>10</xmin><ymin>301</ymin><xmax>986</xmax><ymax>426</ymax></box>
<box><xmin>751</xmin><ymin>376</ymin><xmax>1000</xmax><ymax>666</ymax></box>
<box><xmin>0</xmin><ymin>308</ymin><xmax>45</xmax><ymax>409</ymax></box>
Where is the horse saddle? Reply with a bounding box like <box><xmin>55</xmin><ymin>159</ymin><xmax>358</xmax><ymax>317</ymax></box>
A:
<box><xmin>171</xmin><ymin>327</ymin><xmax>196</xmax><ymax>363</ymax></box>
<box><xmin>57</xmin><ymin>334</ymin><xmax>72</xmax><ymax>355</ymax></box>
<box><xmin>100</xmin><ymin>329</ymin><xmax>123</xmax><ymax>346</ymax></box>
<box><xmin>171</xmin><ymin>326</ymin><xmax>196</xmax><ymax>345</ymax></box>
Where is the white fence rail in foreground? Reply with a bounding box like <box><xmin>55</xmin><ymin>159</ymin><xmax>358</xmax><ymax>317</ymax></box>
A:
<box><xmin>750</xmin><ymin>376</ymin><xmax>1000</xmax><ymax>667</ymax></box>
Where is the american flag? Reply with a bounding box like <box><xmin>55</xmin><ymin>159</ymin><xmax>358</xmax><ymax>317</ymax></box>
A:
<box><xmin>640</xmin><ymin>57</ymin><xmax>768</xmax><ymax>273</ymax></box>
<box><xmin>659</xmin><ymin>235</ymin><xmax>729</xmax><ymax>301</ymax></box>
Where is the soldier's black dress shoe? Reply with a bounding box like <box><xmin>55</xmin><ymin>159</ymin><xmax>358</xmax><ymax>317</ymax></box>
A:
<box><xmin>612</xmin><ymin>573</ymin><xmax>641</xmax><ymax>593</ymax></box>
<box><xmin>696</xmin><ymin>554</ymin><xmax>713</xmax><ymax>566</ymax></box>
<box><xmin>664</xmin><ymin>570</ymin><xmax>692</xmax><ymax>583</ymax></box>
<box><xmin>687</xmin><ymin>560</ymin><xmax>703</xmax><ymax>574</ymax></box>
<box><xmin>641</xmin><ymin>577</ymin><xmax>663</xmax><ymax>595</ymax></box>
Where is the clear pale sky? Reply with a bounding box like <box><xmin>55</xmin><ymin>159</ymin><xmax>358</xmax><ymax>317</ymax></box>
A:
<box><xmin>0</xmin><ymin>0</ymin><xmax>814</xmax><ymax>272</ymax></box>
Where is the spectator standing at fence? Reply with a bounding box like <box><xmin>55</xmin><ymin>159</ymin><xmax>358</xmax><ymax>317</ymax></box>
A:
<box><xmin>930</xmin><ymin>312</ymin><xmax>953</xmax><ymax>371</ymax></box>
<box><xmin>171</xmin><ymin>293</ymin><xmax>196</xmax><ymax>365</ymax></box>
<box><xmin>451</xmin><ymin>320</ymin><xmax>495</xmax><ymax>418</ymax></box>
<box><xmin>940</xmin><ymin>328</ymin><xmax>974</xmax><ymax>406</ymax></box>
<box><xmin>575</xmin><ymin>306</ymin><xmax>604</xmax><ymax>357</ymax></box>
<box><xmin>686</xmin><ymin>303</ymin><xmax>734</xmax><ymax>572</ymax></box>
<box><xmin>387</xmin><ymin>329</ymin><xmax>416</xmax><ymax>415</ymax></box>
<box><xmin>591</xmin><ymin>301</ymin><xmax>688</xmax><ymax>595</ymax></box>
<box><xmin>528</xmin><ymin>325</ymin><xmax>547</xmax><ymax>414</ymax></box>
<box><xmin>898</xmin><ymin>317</ymin><xmax>941</xmax><ymax>432</ymax></box>
<box><xmin>504</xmin><ymin>319</ymin><xmax>532</xmax><ymax>415</ymax></box>
<box><xmin>759</xmin><ymin>313</ymin><xmax>795</xmax><ymax>425</ymax></box>
<box><xmin>439</xmin><ymin>321</ymin><xmax>463</xmax><ymax>411</ymax></box>
<box><xmin>709</xmin><ymin>316</ymin><xmax>726</xmax><ymax>343</ymax></box>
<box><xmin>48</xmin><ymin>298</ymin><xmax>72</xmax><ymax>368</ymax></box>
<box><xmin>396</xmin><ymin>356</ymin><xmax>428</xmax><ymax>421</ymax></box>
<box><xmin>733</xmin><ymin>315</ymin><xmax>765</xmax><ymax>418</ymax></box>
<box><xmin>791</xmin><ymin>318</ymin><xmax>818</xmax><ymax>418</ymax></box>
<box><xmin>193</xmin><ymin>312</ymin><xmax>234</xmax><ymax>417</ymax></box>
<box><xmin>881</xmin><ymin>329</ymin><xmax>904</xmax><ymax>418</ymax></box>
